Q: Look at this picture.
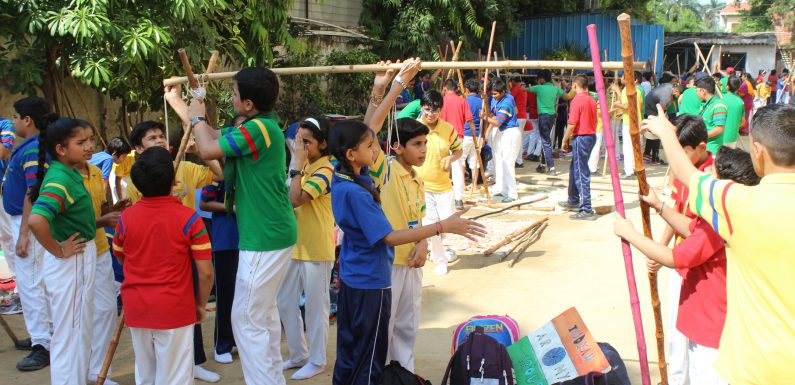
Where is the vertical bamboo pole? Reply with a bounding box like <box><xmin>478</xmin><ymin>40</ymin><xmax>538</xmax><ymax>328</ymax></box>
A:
<box><xmin>173</xmin><ymin>48</ymin><xmax>200</xmax><ymax>172</ymax></box>
<box><xmin>479</xmin><ymin>21</ymin><xmax>498</xmax><ymax>206</ymax></box>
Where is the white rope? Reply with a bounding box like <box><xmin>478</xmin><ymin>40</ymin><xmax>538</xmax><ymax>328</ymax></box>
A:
<box><xmin>164</xmin><ymin>93</ymin><xmax>170</xmax><ymax>145</ymax></box>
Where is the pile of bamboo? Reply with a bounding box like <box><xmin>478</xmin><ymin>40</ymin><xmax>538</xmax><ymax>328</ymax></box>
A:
<box><xmin>482</xmin><ymin>217</ymin><xmax>549</xmax><ymax>267</ymax></box>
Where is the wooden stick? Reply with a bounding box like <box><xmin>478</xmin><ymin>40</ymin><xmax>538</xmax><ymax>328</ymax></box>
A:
<box><xmin>178</xmin><ymin>48</ymin><xmax>199</xmax><ymax>89</ymax></box>
<box><xmin>163</xmin><ymin>60</ymin><xmax>644</xmax><ymax>86</ymax></box>
<box><xmin>173</xmin><ymin>49</ymin><xmax>198</xmax><ymax>172</ymax></box>
<box><xmin>509</xmin><ymin>222</ymin><xmax>548</xmax><ymax>267</ymax></box>
<box><xmin>483</xmin><ymin>216</ymin><xmax>549</xmax><ymax>255</ymax></box>
<box><xmin>205</xmin><ymin>50</ymin><xmax>220</xmax><ymax>75</ymax></box>
<box><xmin>95</xmin><ymin>312</ymin><xmax>124</xmax><ymax>385</ymax></box>
<box><xmin>500</xmin><ymin>222</ymin><xmax>543</xmax><ymax>262</ymax></box>
<box><xmin>653</xmin><ymin>39</ymin><xmax>659</xmax><ymax>74</ymax></box>
<box><xmin>478</xmin><ymin>21</ymin><xmax>499</xmax><ymax>206</ymax></box>
<box><xmin>676</xmin><ymin>54</ymin><xmax>681</xmax><ymax>76</ymax></box>
<box><xmin>702</xmin><ymin>45</ymin><xmax>715</xmax><ymax>72</ymax></box>
<box><xmin>470</xmin><ymin>194</ymin><xmax>548</xmax><ymax>220</ymax></box>
<box><xmin>616</xmin><ymin>16</ymin><xmax>664</xmax><ymax>385</ymax></box>
<box><xmin>494</xmin><ymin>52</ymin><xmax>500</xmax><ymax>77</ymax></box>
<box><xmin>0</xmin><ymin>313</ymin><xmax>19</xmax><ymax>344</ymax></box>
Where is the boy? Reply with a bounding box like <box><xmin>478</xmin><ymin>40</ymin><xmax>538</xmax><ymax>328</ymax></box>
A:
<box><xmin>509</xmin><ymin>75</ymin><xmax>528</xmax><ymax>168</ymax></box>
<box><xmin>677</xmin><ymin>73</ymin><xmax>706</xmax><ymax>116</ymax></box>
<box><xmin>559</xmin><ymin>75</ymin><xmax>598</xmax><ymax>220</ymax></box>
<box><xmin>4</xmin><ymin>96</ymin><xmax>51</xmax><ymax>371</ymax></box>
<box><xmin>439</xmin><ymin>79</ymin><xmax>475</xmax><ymax>210</ymax></box>
<box><xmin>113</xmin><ymin>146</ymin><xmax>214</xmax><ymax>385</ymax></box>
<box><xmin>695</xmin><ymin>76</ymin><xmax>728</xmax><ymax>154</ymax></box>
<box><xmin>463</xmin><ymin>79</ymin><xmax>484</xmax><ymax>186</ymax></box>
<box><xmin>614</xmin><ymin>146</ymin><xmax>760</xmax><ymax>385</ymax></box>
<box><xmin>188</xmin><ymin>67</ymin><xmax>298</xmax><ymax>385</ymax></box>
<box><xmin>415</xmin><ymin>90</ymin><xmax>462</xmax><ymax>275</ymax></box>
<box><xmin>642</xmin><ymin>103</ymin><xmax>795</xmax><ymax>384</ymax></box>
<box><xmin>0</xmin><ymin>115</ymin><xmax>19</xmax><ymax>308</ymax></box>
<box><xmin>483</xmin><ymin>79</ymin><xmax>521</xmax><ymax>203</ymax></box>
<box><xmin>528</xmin><ymin>70</ymin><xmax>575</xmax><ymax>174</ymax></box>
<box><xmin>722</xmin><ymin>78</ymin><xmax>746</xmax><ymax>149</ymax></box>
<box><xmin>89</xmin><ymin>137</ymin><xmax>131</xmax><ymax>202</ymax></box>
<box><xmin>611</xmin><ymin>72</ymin><xmax>646</xmax><ymax>178</ymax></box>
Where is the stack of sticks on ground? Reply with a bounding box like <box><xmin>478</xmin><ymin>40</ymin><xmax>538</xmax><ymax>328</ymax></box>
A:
<box><xmin>482</xmin><ymin>217</ymin><xmax>549</xmax><ymax>267</ymax></box>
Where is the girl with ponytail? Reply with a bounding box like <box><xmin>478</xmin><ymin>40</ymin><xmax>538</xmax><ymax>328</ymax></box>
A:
<box><xmin>27</xmin><ymin>117</ymin><xmax>99</xmax><ymax>384</ymax></box>
<box><xmin>328</xmin><ymin>115</ymin><xmax>486</xmax><ymax>384</ymax></box>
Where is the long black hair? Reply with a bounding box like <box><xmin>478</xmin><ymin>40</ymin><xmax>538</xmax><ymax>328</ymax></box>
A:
<box><xmin>28</xmin><ymin>115</ymin><xmax>88</xmax><ymax>203</ymax></box>
<box><xmin>298</xmin><ymin>116</ymin><xmax>331</xmax><ymax>156</ymax></box>
<box><xmin>327</xmin><ymin>120</ymin><xmax>380</xmax><ymax>204</ymax></box>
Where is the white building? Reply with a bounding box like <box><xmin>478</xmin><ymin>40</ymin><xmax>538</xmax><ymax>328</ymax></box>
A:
<box><xmin>719</xmin><ymin>1</ymin><xmax>752</xmax><ymax>32</ymax></box>
<box><xmin>664</xmin><ymin>32</ymin><xmax>778</xmax><ymax>77</ymax></box>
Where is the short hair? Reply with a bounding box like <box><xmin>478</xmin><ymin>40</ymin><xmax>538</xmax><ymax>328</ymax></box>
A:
<box><xmin>695</xmin><ymin>76</ymin><xmax>716</xmax><ymax>94</ymax></box>
<box><xmin>106</xmin><ymin>137</ymin><xmax>131</xmax><ymax>156</ymax></box>
<box><xmin>391</xmin><ymin>118</ymin><xmax>430</xmax><ymax>148</ymax></box>
<box><xmin>420</xmin><ymin>90</ymin><xmax>443</xmax><ymax>109</ymax></box>
<box><xmin>465</xmin><ymin>79</ymin><xmax>479</xmax><ymax>93</ymax></box>
<box><xmin>13</xmin><ymin>96</ymin><xmax>51</xmax><ymax>130</ymax></box>
<box><xmin>131</xmin><ymin>146</ymin><xmax>175</xmax><ymax>197</ymax></box>
<box><xmin>130</xmin><ymin>121</ymin><xmax>165</xmax><ymax>147</ymax></box>
<box><xmin>633</xmin><ymin>71</ymin><xmax>642</xmax><ymax>82</ymax></box>
<box><xmin>444</xmin><ymin>79</ymin><xmax>458</xmax><ymax>91</ymax></box>
<box><xmin>573</xmin><ymin>75</ymin><xmax>588</xmax><ymax>89</ymax></box>
<box><xmin>714</xmin><ymin>147</ymin><xmax>761</xmax><ymax>186</ymax></box>
<box><xmin>234</xmin><ymin>67</ymin><xmax>279</xmax><ymax>113</ymax></box>
<box><xmin>491</xmin><ymin>79</ymin><xmax>507</xmax><ymax>93</ymax></box>
<box><xmin>749</xmin><ymin>103</ymin><xmax>795</xmax><ymax>166</ymax></box>
<box><xmin>727</xmin><ymin>77</ymin><xmax>743</xmax><ymax>93</ymax></box>
<box><xmin>510</xmin><ymin>74</ymin><xmax>522</xmax><ymax>83</ymax></box>
<box><xmin>770</xmin><ymin>69</ymin><xmax>777</xmax><ymax>76</ymax></box>
<box><xmin>642</xmin><ymin>71</ymin><xmax>652</xmax><ymax>81</ymax></box>
<box><xmin>659</xmin><ymin>73</ymin><xmax>674</xmax><ymax>84</ymax></box>
<box><xmin>674</xmin><ymin>114</ymin><xmax>708</xmax><ymax>148</ymax></box>
<box><xmin>538</xmin><ymin>69</ymin><xmax>552</xmax><ymax>82</ymax></box>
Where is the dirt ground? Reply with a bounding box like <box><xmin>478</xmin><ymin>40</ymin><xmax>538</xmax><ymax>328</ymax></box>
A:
<box><xmin>0</xmin><ymin>155</ymin><xmax>677</xmax><ymax>385</ymax></box>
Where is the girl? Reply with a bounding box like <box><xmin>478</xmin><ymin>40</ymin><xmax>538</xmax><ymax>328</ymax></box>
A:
<box><xmin>277</xmin><ymin>116</ymin><xmax>334</xmax><ymax>380</ymax></box>
<box><xmin>329</xmin><ymin>116</ymin><xmax>486</xmax><ymax>385</ymax></box>
<box><xmin>27</xmin><ymin>116</ymin><xmax>98</xmax><ymax>385</ymax></box>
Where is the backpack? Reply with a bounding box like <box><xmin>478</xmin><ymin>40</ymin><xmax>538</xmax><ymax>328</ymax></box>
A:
<box><xmin>452</xmin><ymin>315</ymin><xmax>520</xmax><ymax>352</ymax></box>
<box><xmin>551</xmin><ymin>343</ymin><xmax>630</xmax><ymax>385</ymax></box>
<box><xmin>378</xmin><ymin>361</ymin><xmax>432</xmax><ymax>385</ymax></box>
<box><xmin>442</xmin><ymin>326</ymin><xmax>515</xmax><ymax>385</ymax></box>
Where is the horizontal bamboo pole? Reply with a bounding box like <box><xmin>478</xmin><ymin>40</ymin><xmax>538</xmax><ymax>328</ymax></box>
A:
<box><xmin>162</xmin><ymin>60</ymin><xmax>645</xmax><ymax>86</ymax></box>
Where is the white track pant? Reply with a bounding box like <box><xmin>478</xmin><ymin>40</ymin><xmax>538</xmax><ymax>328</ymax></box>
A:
<box><xmin>452</xmin><ymin>137</ymin><xmax>481</xmax><ymax>200</ymax></box>
<box><xmin>0</xmin><ymin>197</ymin><xmax>16</xmax><ymax>275</ymax></box>
<box><xmin>45</xmin><ymin>241</ymin><xmax>97</xmax><ymax>385</ymax></box>
<box><xmin>621</xmin><ymin>124</ymin><xmax>636</xmax><ymax>176</ymax></box>
<box><xmin>11</xmin><ymin>215</ymin><xmax>51</xmax><ymax>349</ymax></box>
<box><xmin>386</xmin><ymin>265</ymin><xmax>422</xmax><ymax>371</ymax></box>
<box><xmin>232</xmin><ymin>247</ymin><xmax>293</xmax><ymax>385</ymax></box>
<box><xmin>130</xmin><ymin>324</ymin><xmax>194</xmax><ymax>385</ymax></box>
<box><xmin>422</xmin><ymin>190</ymin><xmax>455</xmax><ymax>272</ymax></box>
<box><xmin>588</xmin><ymin>131</ymin><xmax>604</xmax><ymax>173</ymax></box>
<box><xmin>492</xmin><ymin>126</ymin><xmax>522</xmax><ymax>199</ymax></box>
<box><xmin>90</xmin><ymin>251</ymin><xmax>117</xmax><ymax>378</ymax></box>
<box><xmin>514</xmin><ymin>120</ymin><xmax>527</xmax><ymax>164</ymax></box>
<box><xmin>277</xmin><ymin>259</ymin><xmax>332</xmax><ymax>366</ymax></box>
<box><xmin>667</xmin><ymin>269</ymin><xmax>688</xmax><ymax>385</ymax></box>
<box><xmin>685</xmin><ymin>340</ymin><xmax>726</xmax><ymax>385</ymax></box>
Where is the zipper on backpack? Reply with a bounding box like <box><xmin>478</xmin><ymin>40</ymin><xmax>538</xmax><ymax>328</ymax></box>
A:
<box><xmin>467</xmin><ymin>354</ymin><xmax>470</xmax><ymax>370</ymax></box>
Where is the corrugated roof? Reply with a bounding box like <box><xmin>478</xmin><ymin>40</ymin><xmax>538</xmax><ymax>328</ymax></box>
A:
<box><xmin>665</xmin><ymin>32</ymin><xmax>778</xmax><ymax>47</ymax></box>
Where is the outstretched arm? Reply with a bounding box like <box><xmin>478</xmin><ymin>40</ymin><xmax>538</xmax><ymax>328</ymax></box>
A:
<box><xmin>642</xmin><ymin>104</ymin><xmax>699</xmax><ymax>185</ymax></box>
<box><xmin>364</xmin><ymin>59</ymin><xmax>422</xmax><ymax>134</ymax></box>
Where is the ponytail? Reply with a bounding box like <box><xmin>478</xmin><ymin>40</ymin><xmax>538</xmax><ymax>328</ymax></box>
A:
<box><xmin>328</xmin><ymin>120</ymin><xmax>381</xmax><ymax>204</ymax></box>
<box><xmin>28</xmin><ymin>115</ymin><xmax>86</xmax><ymax>203</ymax></box>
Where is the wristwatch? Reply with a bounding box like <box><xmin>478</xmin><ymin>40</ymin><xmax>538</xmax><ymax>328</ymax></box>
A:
<box><xmin>289</xmin><ymin>169</ymin><xmax>304</xmax><ymax>178</ymax></box>
<box><xmin>190</xmin><ymin>116</ymin><xmax>207</xmax><ymax>127</ymax></box>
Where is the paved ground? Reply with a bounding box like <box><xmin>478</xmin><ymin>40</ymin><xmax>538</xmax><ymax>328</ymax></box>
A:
<box><xmin>0</xmin><ymin>154</ymin><xmax>676</xmax><ymax>385</ymax></box>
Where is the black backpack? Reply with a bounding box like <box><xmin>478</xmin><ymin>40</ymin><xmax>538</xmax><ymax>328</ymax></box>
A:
<box><xmin>378</xmin><ymin>361</ymin><xmax>431</xmax><ymax>385</ymax></box>
<box><xmin>552</xmin><ymin>343</ymin><xmax>631</xmax><ymax>385</ymax></box>
<box><xmin>442</xmin><ymin>326</ymin><xmax>515</xmax><ymax>385</ymax></box>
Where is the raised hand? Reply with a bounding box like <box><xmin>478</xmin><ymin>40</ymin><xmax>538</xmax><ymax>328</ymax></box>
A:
<box><xmin>373</xmin><ymin>60</ymin><xmax>395</xmax><ymax>92</ymax></box>
<box><xmin>641</xmin><ymin>104</ymin><xmax>676</xmax><ymax>139</ymax></box>
<box><xmin>441</xmin><ymin>208</ymin><xmax>487</xmax><ymax>241</ymax></box>
<box><xmin>395</xmin><ymin>57</ymin><xmax>422</xmax><ymax>86</ymax></box>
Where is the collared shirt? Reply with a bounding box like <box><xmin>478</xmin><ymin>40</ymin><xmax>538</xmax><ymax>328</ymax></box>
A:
<box><xmin>89</xmin><ymin>151</ymin><xmax>114</xmax><ymax>180</ymax></box>
<box><xmin>440</xmin><ymin>92</ymin><xmax>473</xmax><ymax>138</ymax></box>
<box><xmin>31</xmin><ymin>160</ymin><xmax>95</xmax><ymax>242</ymax></box>
<box><xmin>528</xmin><ymin>83</ymin><xmax>564</xmax><ymax>115</ymax></box>
<box><xmin>415</xmin><ymin>118</ymin><xmax>461</xmax><ymax>193</ymax></box>
<box><xmin>510</xmin><ymin>84</ymin><xmax>528</xmax><ymax>119</ymax></box>
<box><xmin>678</xmin><ymin>87</ymin><xmax>704</xmax><ymax>116</ymax></box>
<box><xmin>397</xmin><ymin>99</ymin><xmax>422</xmax><ymax>120</ymax></box>
<box><xmin>465</xmin><ymin>94</ymin><xmax>482</xmax><ymax>137</ymax></box>
<box><xmin>490</xmin><ymin>94</ymin><xmax>518</xmax><ymax>130</ymax></box>
<box><xmin>699</xmin><ymin>95</ymin><xmax>728</xmax><ymax>154</ymax></box>
<box><xmin>0</xmin><ymin>118</ymin><xmax>14</xmax><ymax>176</ymax></box>
<box><xmin>331</xmin><ymin>167</ymin><xmax>394</xmax><ymax>289</ymax></box>
<box><xmin>81</xmin><ymin>163</ymin><xmax>110</xmax><ymax>255</ymax></box>
<box><xmin>721</xmin><ymin>92</ymin><xmax>745</xmax><ymax>144</ymax></box>
<box><xmin>293</xmin><ymin>155</ymin><xmax>335</xmax><ymax>262</ymax></box>
<box><xmin>688</xmin><ymin>171</ymin><xmax>795</xmax><ymax>384</ymax></box>
<box><xmin>199</xmin><ymin>182</ymin><xmax>239</xmax><ymax>252</ymax></box>
<box><xmin>568</xmin><ymin>92</ymin><xmax>597</xmax><ymax>136</ymax></box>
<box><xmin>114</xmin><ymin>196</ymin><xmax>212</xmax><ymax>329</ymax></box>
<box><xmin>3</xmin><ymin>134</ymin><xmax>42</xmax><ymax>216</ymax></box>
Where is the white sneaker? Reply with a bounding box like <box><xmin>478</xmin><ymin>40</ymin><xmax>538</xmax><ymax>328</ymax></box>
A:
<box><xmin>291</xmin><ymin>362</ymin><xmax>325</xmax><ymax>380</ymax></box>
<box><xmin>214</xmin><ymin>352</ymin><xmax>233</xmax><ymax>364</ymax></box>
<box><xmin>88</xmin><ymin>375</ymin><xmax>119</xmax><ymax>385</ymax></box>
<box><xmin>194</xmin><ymin>365</ymin><xmax>221</xmax><ymax>383</ymax></box>
<box><xmin>445</xmin><ymin>248</ymin><xmax>458</xmax><ymax>263</ymax></box>
<box><xmin>434</xmin><ymin>262</ymin><xmax>448</xmax><ymax>276</ymax></box>
<box><xmin>282</xmin><ymin>357</ymin><xmax>308</xmax><ymax>370</ymax></box>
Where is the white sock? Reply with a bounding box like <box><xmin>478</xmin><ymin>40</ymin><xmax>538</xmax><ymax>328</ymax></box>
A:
<box><xmin>282</xmin><ymin>357</ymin><xmax>308</xmax><ymax>370</ymax></box>
<box><xmin>194</xmin><ymin>365</ymin><xmax>221</xmax><ymax>383</ymax></box>
<box><xmin>214</xmin><ymin>352</ymin><xmax>233</xmax><ymax>364</ymax></box>
<box><xmin>291</xmin><ymin>362</ymin><xmax>325</xmax><ymax>380</ymax></box>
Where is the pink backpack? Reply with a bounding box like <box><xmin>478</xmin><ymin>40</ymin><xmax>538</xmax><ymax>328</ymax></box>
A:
<box><xmin>452</xmin><ymin>315</ymin><xmax>520</xmax><ymax>352</ymax></box>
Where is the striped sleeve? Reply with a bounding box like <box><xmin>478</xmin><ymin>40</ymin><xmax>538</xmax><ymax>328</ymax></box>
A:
<box><xmin>0</xmin><ymin>120</ymin><xmax>14</xmax><ymax>150</ymax></box>
<box><xmin>711</xmin><ymin>103</ymin><xmax>727</xmax><ymax>126</ymax></box>
<box><xmin>186</xmin><ymin>212</ymin><xmax>212</xmax><ymax>260</ymax></box>
<box><xmin>200</xmin><ymin>183</ymin><xmax>221</xmax><ymax>203</ymax></box>
<box><xmin>368</xmin><ymin>148</ymin><xmax>387</xmax><ymax>190</ymax></box>
<box><xmin>31</xmin><ymin>179</ymin><xmax>76</xmax><ymax>222</ymax></box>
<box><xmin>448</xmin><ymin>128</ymin><xmax>462</xmax><ymax>152</ymax></box>
<box><xmin>687</xmin><ymin>171</ymin><xmax>745</xmax><ymax>240</ymax></box>
<box><xmin>220</xmin><ymin>110</ymin><xmax>237</xmax><ymax>129</ymax></box>
<box><xmin>112</xmin><ymin>215</ymin><xmax>126</xmax><ymax>259</ymax></box>
<box><xmin>21</xmin><ymin>148</ymin><xmax>40</xmax><ymax>187</ymax></box>
<box><xmin>219</xmin><ymin>118</ymin><xmax>272</xmax><ymax>159</ymax></box>
<box><xmin>303</xmin><ymin>165</ymin><xmax>333</xmax><ymax>200</ymax></box>
<box><xmin>494</xmin><ymin>100</ymin><xmax>513</xmax><ymax>125</ymax></box>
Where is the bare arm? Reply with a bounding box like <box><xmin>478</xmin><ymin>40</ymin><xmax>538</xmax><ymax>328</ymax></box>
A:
<box><xmin>199</xmin><ymin>200</ymin><xmax>227</xmax><ymax>213</ymax></box>
<box><xmin>28</xmin><ymin>214</ymin><xmax>87</xmax><ymax>259</ymax></box>
<box><xmin>614</xmin><ymin>218</ymin><xmax>676</xmax><ymax>268</ymax></box>
<box><xmin>194</xmin><ymin>259</ymin><xmax>214</xmax><ymax>323</ymax></box>
<box><xmin>289</xmin><ymin>174</ymin><xmax>314</xmax><ymax>208</ymax></box>
<box><xmin>382</xmin><ymin>209</ymin><xmax>485</xmax><ymax>246</ymax></box>
<box><xmin>15</xmin><ymin>193</ymin><xmax>34</xmax><ymax>257</ymax></box>
<box><xmin>642</xmin><ymin>105</ymin><xmax>699</xmax><ymax>185</ymax></box>
<box><xmin>365</xmin><ymin>59</ymin><xmax>422</xmax><ymax>134</ymax></box>
<box><xmin>187</xmin><ymin>107</ymin><xmax>226</xmax><ymax>161</ymax></box>
<box><xmin>708</xmin><ymin>125</ymin><xmax>724</xmax><ymax>138</ymax></box>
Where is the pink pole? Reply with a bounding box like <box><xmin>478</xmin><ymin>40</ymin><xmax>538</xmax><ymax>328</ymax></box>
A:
<box><xmin>586</xmin><ymin>24</ymin><xmax>651</xmax><ymax>385</ymax></box>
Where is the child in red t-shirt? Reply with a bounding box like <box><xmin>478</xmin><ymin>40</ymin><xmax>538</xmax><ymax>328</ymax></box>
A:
<box><xmin>613</xmin><ymin>146</ymin><xmax>760</xmax><ymax>384</ymax></box>
<box><xmin>559</xmin><ymin>75</ymin><xmax>598</xmax><ymax>220</ymax></box>
<box><xmin>113</xmin><ymin>147</ymin><xmax>214</xmax><ymax>384</ymax></box>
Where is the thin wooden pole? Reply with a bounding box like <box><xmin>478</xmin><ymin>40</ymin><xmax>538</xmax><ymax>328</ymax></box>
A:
<box><xmin>653</xmin><ymin>39</ymin><xmax>659</xmax><ymax>75</ymax></box>
<box><xmin>0</xmin><ymin>313</ymin><xmax>19</xmax><ymax>344</ymax></box>
<box><xmin>94</xmin><ymin>312</ymin><xmax>124</xmax><ymax>385</ymax></box>
<box><xmin>676</xmin><ymin>54</ymin><xmax>682</xmax><ymax>76</ymax></box>
<box><xmin>480</xmin><ymin>21</ymin><xmax>498</xmax><ymax>206</ymax></box>
<box><xmin>616</xmin><ymin>15</ymin><xmax>663</xmax><ymax>385</ymax></box>
<box><xmin>173</xmin><ymin>48</ymin><xmax>200</xmax><ymax>172</ymax></box>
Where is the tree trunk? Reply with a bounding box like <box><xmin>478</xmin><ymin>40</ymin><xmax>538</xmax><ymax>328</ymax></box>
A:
<box><xmin>42</xmin><ymin>44</ymin><xmax>60</xmax><ymax>114</ymax></box>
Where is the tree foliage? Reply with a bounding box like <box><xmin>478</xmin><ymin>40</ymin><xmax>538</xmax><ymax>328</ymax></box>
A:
<box><xmin>735</xmin><ymin>0</ymin><xmax>794</xmax><ymax>45</ymax></box>
<box><xmin>648</xmin><ymin>0</ymin><xmax>725</xmax><ymax>32</ymax></box>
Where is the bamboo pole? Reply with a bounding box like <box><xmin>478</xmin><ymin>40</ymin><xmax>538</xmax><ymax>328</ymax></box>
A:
<box><xmin>676</xmin><ymin>54</ymin><xmax>681</xmax><ymax>77</ymax></box>
<box><xmin>592</xmin><ymin>18</ymin><xmax>651</xmax><ymax>385</ymax></box>
<box><xmin>162</xmin><ymin>60</ymin><xmax>644</xmax><ymax>86</ymax></box>
<box><xmin>509</xmin><ymin>222</ymin><xmax>548</xmax><ymax>267</ymax></box>
<box><xmin>0</xmin><ymin>313</ymin><xmax>19</xmax><ymax>345</ymax></box>
<box><xmin>173</xmin><ymin>48</ymin><xmax>200</xmax><ymax>172</ymax></box>
<box><xmin>479</xmin><ymin>21</ymin><xmax>499</xmax><ymax>206</ymax></box>
<box><xmin>653</xmin><ymin>39</ymin><xmax>659</xmax><ymax>75</ymax></box>
<box><xmin>483</xmin><ymin>216</ymin><xmax>549</xmax><ymax>255</ymax></box>
<box><xmin>94</xmin><ymin>312</ymin><xmax>124</xmax><ymax>385</ymax></box>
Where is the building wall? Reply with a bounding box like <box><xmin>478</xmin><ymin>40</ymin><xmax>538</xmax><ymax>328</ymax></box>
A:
<box><xmin>720</xmin><ymin>44</ymin><xmax>777</xmax><ymax>75</ymax></box>
<box><xmin>290</xmin><ymin>0</ymin><xmax>363</xmax><ymax>27</ymax></box>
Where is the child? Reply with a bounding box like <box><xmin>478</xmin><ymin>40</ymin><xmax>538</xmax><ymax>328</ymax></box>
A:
<box><xmin>415</xmin><ymin>90</ymin><xmax>463</xmax><ymax>275</ymax></box>
<box><xmin>508</xmin><ymin>75</ymin><xmax>528</xmax><ymax>168</ymax></box>
<box><xmin>614</xmin><ymin>146</ymin><xmax>760</xmax><ymax>384</ymax></box>
<box><xmin>695</xmin><ymin>76</ymin><xmax>728</xmax><ymax>154</ymax></box>
<box><xmin>528</xmin><ymin>69</ymin><xmax>576</xmax><ymax>174</ymax></box>
<box><xmin>642</xmin><ymin>103</ymin><xmax>795</xmax><ymax>384</ymax></box>
<box><xmin>483</xmin><ymin>79</ymin><xmax>521</xmax><ymax>202</ymax></box>
<box><xmin>27</xmin><ymin>116</ymin><xmax>97</xmax><ymax>384</ymax></box>
<box><xmin>558</xmin><ymin>75</ymin><xmax>598</xmax><ymax>220</ymax></box>
<box><xmin>276</xmin><ymin>117</ymin><xmax>334</xmax><ymax>380</ymax></box>
<box><xmin>188</xmin><ymin>67</ymin><xmax>298</xmax><ymax>385</ymax></box>
<box><xmin>462</xmin><ymin>79</ymin><xmax>484</xmax><ymax>185</ymax></box>
<box><xmin>5</xmin><ymin>96</ymin><xmax>52</xmax><ymax>371</ymax></box>
<box><xmin>439</xmin><ymin>79</ymin><xmax>475</xmax><ymax>210</ymax></box>
<box><xmin>89</xmin><ymin>137</ymin><xmax>131</xmax><ymax>202</ymax></box>
<box><xmin>722</xmin><ymin>78</ymin><xmax>746</xmax><ymax>149</ymax></box>
<box><xmin>113</xmin><ymin>146</ymin><xmax>214</xmax><ymax>385</ymax></box>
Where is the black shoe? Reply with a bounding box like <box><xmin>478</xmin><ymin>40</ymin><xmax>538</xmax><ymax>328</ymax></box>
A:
<box><xmin>558</xmin><ymin>201</ymin><xmax>579</xmax><ymax>212</ymax></box>
<box><xmin>526</xmin><ymin>154</ymin><xmax>540</xmax><ymax>162</ymax></box>
<box><xmin>492</xmin><ymin>192</ymin><xmax>504</xmax><ymax>198</ymax></box>
<box><xmin>16</xmin><ymin>344</ymin><xmax>49</xmax><ymax>371</ymax></box>
<box><xmin>546</xmin><ymin>167</ymin><xmax>558</xmax><ymax>176</ymax></box>
<box><xmin>15</xmin><ymin>338</ymin><xmax>32</xmax><ymax>351</ymax></box>
<box><xmin>501</xmin><ymin>197</ymin><xmax>516</xmax><ymax>203</ymax></box>
<box><xmin>570</xmin><ymin>211</ymin><xmax>598</xmax><ymax>221</ymax></box>
<box><xmin>455</xmin><ymin>199</ymin><xmax>464</xmax><ymax>210</ymax></box>
<box><xmin>515</xmin><ymin>162</ymin><xmax>524</xmax><ymax>168</ymax></box>
<box><xmin>535</xmin><ymin>164</ymin><xmax>546</xmax><ymax>173</ymax></box>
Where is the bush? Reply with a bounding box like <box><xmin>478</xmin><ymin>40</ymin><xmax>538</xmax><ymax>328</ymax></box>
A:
<box><xmin>323</xmin><ymin>49</ymin><xmax>380</xmax><ymax>116</ymax></box>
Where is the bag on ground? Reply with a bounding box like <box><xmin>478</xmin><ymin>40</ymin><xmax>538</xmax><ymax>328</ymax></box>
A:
<box><xmin>452</xmin><ymin>315</ymin><xmax>520</xmax><ymax>352</ymax></box>
<box><xmin>442</xmin><ymin>326</ymin><xmax>515</xmax><ymax>385</ymax></box>
<box><xmin>551</xmin><ymin>343</ymin><xmax>630</xmax><ymax>385</ymax></box>
<box><xmin>379</xmin><ymin>361</ymin><xmax>432</xmax><ymax>385</ymax></box>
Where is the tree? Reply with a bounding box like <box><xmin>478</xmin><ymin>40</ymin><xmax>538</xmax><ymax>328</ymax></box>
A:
<box><xmin>736</xmin><ymin>0</ymin><xmax>794</xmax><ymax>45</ymax></box>
<box><xmin>0</xmin><ymin>0</ymin><xmax>301</xmax><ymax>134</ymax></box>
<box><xmin>648</xmin><ymin>0</ymin><xmax>724</xmax><ymax>32</ymax></box>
